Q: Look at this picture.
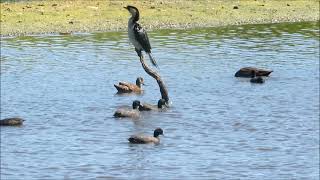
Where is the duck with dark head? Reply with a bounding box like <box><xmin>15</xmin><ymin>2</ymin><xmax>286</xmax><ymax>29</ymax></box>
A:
<box><xmin>113</xmin><ymin>100</ymin><xmax>141</xmax><ymax>118</ymax></box>
<box><xmin>138</xmin><ymin>99</ymin><xmax>168</xmax><ymax>111</ymax></box>
<box><xmin>250</xmin><ymin>70</ymin><xmax>265</xmax><ymax>84</ymax></box>
<box><xmin>114</xmin><ymin>77</ymin><xmax>144</xmax><ymax>94</ymax></box>
<box><xmin>128</xmin><ymin>128</ymin><xmax>164</xmax><ymax>144</ymax></box>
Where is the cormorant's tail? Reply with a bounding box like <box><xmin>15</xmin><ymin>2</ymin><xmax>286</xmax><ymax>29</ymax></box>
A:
<box><xmin>147</xmin><ymin>53</ymin><xmax>158</xmax><ymax>68</ymax></box>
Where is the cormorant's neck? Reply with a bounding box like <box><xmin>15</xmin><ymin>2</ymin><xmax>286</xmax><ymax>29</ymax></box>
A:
<box><xmin>130</xmin><ymin>11</ymin><xmax>139</xmax><ymax>22</ymax></box>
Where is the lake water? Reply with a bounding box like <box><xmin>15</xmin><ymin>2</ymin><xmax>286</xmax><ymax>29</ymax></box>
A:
<box><xmin>1</xmin><ymin>22</ymin><xmax>319</xmax><ymax>179</ymax></box>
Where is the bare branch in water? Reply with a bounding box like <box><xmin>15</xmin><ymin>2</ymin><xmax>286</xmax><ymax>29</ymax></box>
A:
<box><xmin>139</xmin><ymin>56</ymin><xmax>169</xmax><ymax>104</ymax></box>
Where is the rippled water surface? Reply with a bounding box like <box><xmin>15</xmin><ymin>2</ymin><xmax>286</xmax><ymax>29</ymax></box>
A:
<box><xmin>1</xmin><ymin>22</ymin><xmax>319</xmax><ymax>179</ymax></box>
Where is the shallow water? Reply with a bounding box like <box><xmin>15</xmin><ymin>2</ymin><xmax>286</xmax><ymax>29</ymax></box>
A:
<box><xmin>1</xmin><ymin>22</ymin><xmax>319</xmax><ymax>179</ymax></box>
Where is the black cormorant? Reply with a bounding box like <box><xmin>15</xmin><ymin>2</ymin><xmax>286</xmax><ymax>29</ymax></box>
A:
<box><xmin>124</xmin><ymin>5</ymin><xmax>158</xmax><ymax>68</ymax></box>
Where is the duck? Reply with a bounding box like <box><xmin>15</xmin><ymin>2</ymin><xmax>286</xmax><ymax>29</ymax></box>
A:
<box><xmin>114</xmin><ymin>100</ymin><xmax>141</xmax><ymax>118</ymax></box>
<box><xmin>250</xmin><ymin>70</ymin><xmax>265</xmax><ymax>84</ymax></box>
<box><xmin>114</xmin><ymin>77</ymin><xmax>144</xmax><ymax>93</ymax></box>
<box><xmin>128</xmin><ymin>128</ymin><xmax>164</xmax><ymax>144</ymax></box>
<box><xmin>235</xmin><ymin>67</ymin><xmax>273</xmax><ymax>78</ymax></box>
<box><xmin>0</xmin><ymin>117</ymin><xmax>25</xmax><ymax>126</ymax></box>
<box><xmin>124</xmin><ymin>5</ymin><xmax>158</xmax><ymax>68</ymax></box>
<box><xmin>138</xmin><ymin>99</ymin><xmax>167</xmax><ymax>111</ymax></box>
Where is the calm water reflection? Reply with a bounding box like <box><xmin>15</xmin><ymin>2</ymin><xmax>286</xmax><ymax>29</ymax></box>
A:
<box><xmin>1</xmin><ymin>22</ymin><xmax>319</xmax><ymax>179</ymax></box>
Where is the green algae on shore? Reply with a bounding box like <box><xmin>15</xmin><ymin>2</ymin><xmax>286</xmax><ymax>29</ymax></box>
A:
<box><xmin>0</xmin><ymin>0</ymin><xmax>319</xmax><ymax>36</ymax></box>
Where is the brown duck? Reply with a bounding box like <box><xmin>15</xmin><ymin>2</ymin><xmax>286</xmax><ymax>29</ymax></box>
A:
<box><xmin>0</xmin><ymin>117</ymin><xmax>25</xmax><ymax>126</ymax></box>
<box><xmin>235</xmin><ymin>67</ymin><xmax>273</xmax><ymax>78</ymax></box>
<box><xmin>128</xmin><ymin>128</ymin><xmax>164</xmax><ymax>144</ymax></box>
<box><xmin>114</xmin><ymin>77</ymin><xmax>144</xmax><ymax>93</ymax></box>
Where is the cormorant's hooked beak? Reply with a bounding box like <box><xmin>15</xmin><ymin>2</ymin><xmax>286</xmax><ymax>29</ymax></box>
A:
<box><xmin>123</xmin><ymin>6</ymin><xmax>128</xmax><ymax>10</ymax></box>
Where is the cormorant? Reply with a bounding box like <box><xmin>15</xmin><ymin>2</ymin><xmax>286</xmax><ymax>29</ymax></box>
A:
<box><xmin>124</xmin><ymin>5</ymin><xmax>158</xmax><ymax>68</ymax></box>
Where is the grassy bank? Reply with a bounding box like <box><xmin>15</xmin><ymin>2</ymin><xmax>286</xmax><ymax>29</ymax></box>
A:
<box><xmin>0</xmin><ymin>0</ymin><xmax>319</xmax><ymax>36</ymax></box>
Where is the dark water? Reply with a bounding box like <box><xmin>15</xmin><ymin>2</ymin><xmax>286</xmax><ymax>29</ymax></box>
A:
<box><xmin>1</xmin><ymin>22</ymin><xmax>319</xmax><ymax>179</ymax></box>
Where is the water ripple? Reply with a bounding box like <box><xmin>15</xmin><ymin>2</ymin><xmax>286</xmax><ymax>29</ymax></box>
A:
<box><xmin>1</xmin><ymin>22</ymin><xmax>319</xmax><ymax>179</ymax></box>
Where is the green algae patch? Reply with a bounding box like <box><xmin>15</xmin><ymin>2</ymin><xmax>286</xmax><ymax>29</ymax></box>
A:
<box><xmin>0</xmin><ymin>0</ymin><xmax>319</xmax><ymax>36</ymax></box>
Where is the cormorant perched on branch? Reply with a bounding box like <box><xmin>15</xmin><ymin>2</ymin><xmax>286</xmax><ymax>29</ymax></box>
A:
<box><xmin>124</xmin><ymin>5</ymin><xmax>158</xmax><ymax>68</ymax></box>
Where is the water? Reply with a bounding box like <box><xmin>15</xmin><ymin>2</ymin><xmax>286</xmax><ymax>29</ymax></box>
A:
<box><xmin>1</xmin><ymin>22</ymin><xmax>319</xmax><ymax>179</ymax></box>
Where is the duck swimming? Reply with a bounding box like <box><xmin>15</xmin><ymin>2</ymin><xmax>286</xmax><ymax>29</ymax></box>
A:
<box><xmin>250</xmin><ymin>70</ymin><xmax>265</xmax><ymax>84</ymax></box>
<box><xmin>114</xmin><ymin>100</ymin><xmax>140</xmax><ymax>118</ymax></box>
<box><xmin>138</xmin><ymin>99</ymin><xmax>167</xmax><ymax>111</ymax></box>
<box><xmin>235</xmin><ymin>67</ymin><xmax>273</xmax><ymax>78</ymax></box>
<box><xmin>114</xmin><ymin>77</ymin><xmax>144</xmax><ymax>94</ymax></box>
<box><xmin>128</xmin><ymin>128</ymin><xmax>164</xmax><ymax>144</ymax></box>
<box><xmin>0</xmin><ymin>117</ymin><xmax>25</xmax><ymax>126</ymax></box>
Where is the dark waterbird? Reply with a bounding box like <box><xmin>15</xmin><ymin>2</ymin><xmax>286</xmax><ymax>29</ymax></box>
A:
<box><xmin>113</xmin><ymin>100</ymin><xmax>140</xmax><ymax>118</ymax></box>
<box><xmin>114</xmin><ymin>77</ymin><xmax>144</xmax><ymax>94</ymax></box>
<box><xmin>124</xmin><ymin>5</ymin><xmax>158</xmax><ymax>68</ymax></box>
<box><xmin>250</xmin><ymin>70</ymin><xmax>265</xmax><ymax>84</ymax></box>
<box><xmin>0</xmin><ymin>117</ymin><xmax>25</xmax><ymax>126</ymax></box>
<box><xmin>128</xmin><ymin>128</ymin><xmax>164</xmax><ymax>144</ymax></box>
<box><xmin>138</xmin><ymin>99</ymin><xmax>167</xmax><ymax>111</ymax></box>
<box><xmin>235</xmin><ymin>67</ymin><xmax>273</xmax><ymax>78</ymax></box>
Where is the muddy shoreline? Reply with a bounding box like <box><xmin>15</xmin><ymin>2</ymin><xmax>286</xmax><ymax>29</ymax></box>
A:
<box><xmin>1</xmin><ymin>0</ymin><xmax>319</xmax><ymax>37</ymax></box>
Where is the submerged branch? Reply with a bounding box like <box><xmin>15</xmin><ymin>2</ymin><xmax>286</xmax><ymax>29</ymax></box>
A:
<box><xmin>139</xmin><ymin>56</ymin><xmax>169</xmax><ymax>104</ymax></box>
